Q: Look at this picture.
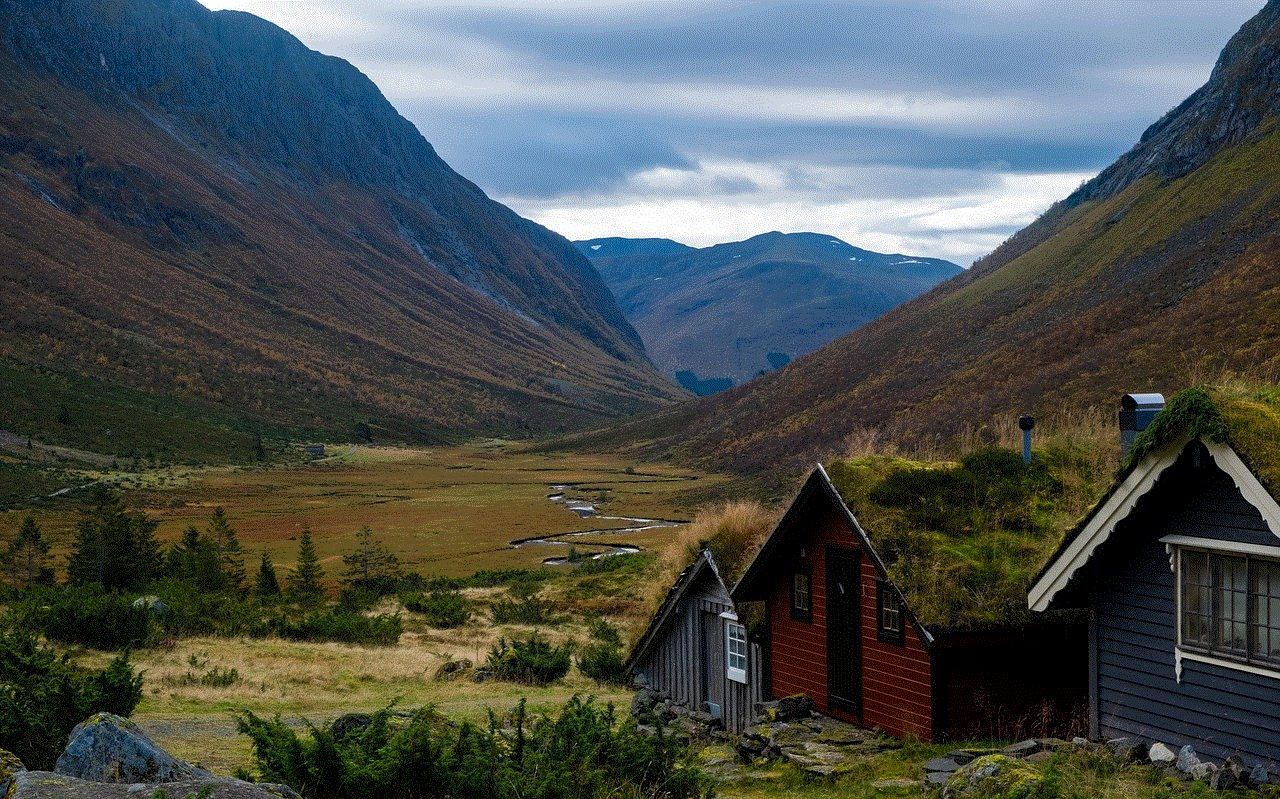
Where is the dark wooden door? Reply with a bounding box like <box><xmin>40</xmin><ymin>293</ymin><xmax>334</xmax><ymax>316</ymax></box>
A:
<box><xmin>826</xmin><ymin>548</ymin><xmax>862</xmax><ymax>717</ymax></box>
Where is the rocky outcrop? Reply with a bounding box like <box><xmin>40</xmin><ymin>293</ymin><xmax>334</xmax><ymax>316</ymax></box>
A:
<box><xmin>55</xmin><ymin>713</ymin><xmax>213</xmax><ymax>784</ymax></box>
<box><xmin>10</xmin><ymin>773</ymin><xmax>299</xmax><ymax>799</ymax></box>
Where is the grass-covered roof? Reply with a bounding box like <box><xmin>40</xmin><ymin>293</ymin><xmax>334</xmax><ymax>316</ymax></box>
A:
<box><xmin>1123</xmin><ymin>385</ymin><xmax>1280</xmax><ymax>497</ymax></box>
<box><xmin>823</xmin><ymin>444</ymin><xmax>1110</xmax><ymax>631</ymax></box>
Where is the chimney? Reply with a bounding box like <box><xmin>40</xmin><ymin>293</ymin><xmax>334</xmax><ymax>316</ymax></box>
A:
<box><xmin>1119</xmin><ymin>393</ymin><xmax>1165</xmax><ymax>456</ymax></box>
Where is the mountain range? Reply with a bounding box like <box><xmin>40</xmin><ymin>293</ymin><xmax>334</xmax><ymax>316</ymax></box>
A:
<box><xmin>578</xmin><ymin>0</ymin><xmax>1280</xmax><ymax>475</ymax></box>
<box><xmin>0</xmin><ymin>0</ymin><xmax>680</xmax><ymax>457</ymax></box>
<box><xmin>576</xmin><ymin>233</ymin><xmax>959</xmax><ymax>393</ymax></box>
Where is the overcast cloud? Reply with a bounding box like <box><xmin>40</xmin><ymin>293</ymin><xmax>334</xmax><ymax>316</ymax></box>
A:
<box><xmin>211</xmin><ymin>0</ymin><xmax>1260</xmax><ymax>265</ymax></box>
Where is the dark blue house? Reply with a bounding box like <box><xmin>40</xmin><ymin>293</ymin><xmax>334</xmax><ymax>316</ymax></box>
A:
<box><xmin>1029</xmin><ymin>388</ymin><xmax>1280</xmax><ymax>766</ymax></box>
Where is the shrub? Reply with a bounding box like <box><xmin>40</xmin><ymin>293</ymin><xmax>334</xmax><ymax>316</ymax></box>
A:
<box><xmin>575</xmin><ymin>642</ymin><xmax>629</xmax><ymax>687</ymax></box>
<box><xmin>486</xmin><ymin>633</ymin><xmax>572</xmax><ymax>685</ymax></box>
<box><xmin>0</xmin><ymin>633</ymin><xmax>142</xmax><ymax>769</ymax></box>
<box><xmin>272</xmin><ymin>611</ymin><xmax>402</xmax><ymax>647</ymax></box>
<box><xmin>16</xmin><ymin>585</ymin><xmax>152</xmax><ymax>650</ymax></box>
<box><xmin>402</xmin><ymin>589</ymin><xmax>472</xmax><ymax>628</ymax></box>
<box><xmin>587</xmin><ymin>618</ymin><xmax>621</xmax><ymax>647</ymax></box>
<box><xmin>465</xmin><ymin>568</ymin><xmax>550</xmax><ymax>588</ymax></box>
<box><xmin>490</xmin><ymin>583</ymin><xmax>563</xmax><ymax>626</ymax></box>
<box><xmin>236</xmin><ymin>697</ymin><xmax>708</xmax><ymax>799</ymax></box>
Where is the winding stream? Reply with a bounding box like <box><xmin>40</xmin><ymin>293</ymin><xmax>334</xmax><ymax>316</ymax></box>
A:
<box><xmin>510</xmin><ymin>484</ymin><xmax>680</xmax><ymax>565</ymax></box>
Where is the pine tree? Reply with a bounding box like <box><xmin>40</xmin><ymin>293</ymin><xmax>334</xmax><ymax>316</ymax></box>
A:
<box><xmin>341</xmin><ymin>526</ymin><xmax>401</xmax><ymax>595</ymax></box>
<box><xmin>3</xmin><ymin>516</ymin><xmax>53</xmax><ymax>589</ymax></box>
<box><xmin>169</xmin><ymin>526</ymin><xmax>224</xmax><ymax>592</ymax></box>
<box><xmin>286</xmin><ymin>525</ymin><xmax>324</xmax><ymax>601</ymax></box>
<box><xmin>256</xmin><ymin>552</ymin><xmax>280</xmax><ymax>599</ymax></box>
<box><xmin>207</xmin><ymin>507</ymin><xmax>246</xmax><ymax>591</ymax></box>
<box><xmin>66</xmin><ymin>485</ymin><xmax>162</xmax><ymax>591</ymax></box>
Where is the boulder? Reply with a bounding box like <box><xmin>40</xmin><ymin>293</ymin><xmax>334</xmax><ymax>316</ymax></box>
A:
<box><xmin>1250</xmin><ymin>764</ymin><xmax>1271</xmax><ymax>787</ymax></box>
<box><xmin>432</xmin><ymin>658</ymin><xmax>472</xmax><ymax>681</ymax></box>
<box><xmin>754</xmin><ymin>695</ymin><xmax>815</xmax><ymax>723</ymax></box>
<box><xmin>10</xmin><ymin>772</ymin><xmax>299</xmax><ymax>799</ymax></box>
<box><xmin>1176</xmin><ymin>744</ymin><xmax>1202</xmax><ymax>775</ymax></box>
<box><xmin>55</xmin><ymin>713</ymin><xmax>213</xmax><ymax>783</ymax></box>
<box><xmin>1106</xmin><ymin>737</ymin><xmax>1146</xmax><ymax>762</ymax></box>
<box><xmin>1001</xmin><ymin>739</ymin><xmax>1043</xmax><ymax>758</ymax></box>
<box><xmin>1210</xmin><ymin>767</ymin><xmax>1237</xmax><ymax>791</ymax></box>
<box><xmin>943</xmin><ymin>754</ymin><xmax>1051</xmax><ymax>799</ymax></box>
<box><xmin>1147</xmin><ymin>742</ymin><xmax>1176</xmax><ymax>765</ymax></box>
<box><xmin>329</xmin><ymin>713</ymin><xmax>373</xmax><ymax>742</ymax></box>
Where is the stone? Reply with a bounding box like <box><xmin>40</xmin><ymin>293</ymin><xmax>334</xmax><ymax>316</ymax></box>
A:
<box><xmin>870</xmin><ymin>778</ymin><xmax>918</xmax><ymax>789</ymax></box>
<box><xmin>432</xmin><ymin>658</ymin><xmax>472</xmax><ymax>681</ymax></box>
<box><xmin>922</xmin><ymin>757</ymin><xmax>961</xmax><ymax>774</ymax></box>
<box><xmin>754</xmin><ymin>695</ymin><xmax>815</xmax><ymax>723</ymax></box>
<box><xmin>946</xmin><ymin>751</ymin><xmax>978</xmax><ymax>766</ymax></box>
<box><xmin>329</xmin><ymin>713</ymin><xmax>373</xmax><ymax>741</ymax></box>
<box><xmin>1072</xmin><ymin>737</ymin><xmax>1090</xmax><ymax>747</ymax></box>
<box><xmin>10</xmin><ymin>772</ymin><xmax>299</xmax><ymax>799</ymax></box>
<box><xmin>55</xmin><ymin>713</ymin><xmax>213</xmax><ymax>784</ymax></box>
<box><xmin>1147</xmin><ymin>742</ymin><xmax>1176</xmax><ymax>765</ymax></box>
<box><xmin>1249</xmin><ymin>764</ymin><xmax>1270</xmax><ymax>787</ymax></box>
<box><xmin>1176</xmin><ymin>744</ymin><xmax>1202</xmax><ymax>774</ymax></box>
<box><xmin>1024</xmin><ymin>750</ymin><xmax>1055</xmax><ymax>765</ymax></box>
<box><xmin>1224</xmin><ymin>755</ymin><xmax>1248</xmax><ymax>781</ymax></box>
<box><xmin>1188</xmin><ymin>761</ymin><xmax>1215</xmax><ymax>781</ymax></box>
<box><xmin>942</xmin><ymin>754</ymin><xmax>1050</xmax><ymax>799</ymax></box>
<box><xmin>1107</xmin><ymin>737</ymin><xmax>1147</xmax><ymax>762</ymax></box>
<box><xmin>1210</xmin><ymin>768</ymin><xmax>1237</xmax><ymax>791</ymax></box>
<box><xmin>696</xmin><ymin>745</ymin><xmax>738</xmax><ymax>768</ymax></box>
<box><xmin>1001</xmin><ymin>739</ymin><xmax>1043</xmax><ymax>758</ymax></box>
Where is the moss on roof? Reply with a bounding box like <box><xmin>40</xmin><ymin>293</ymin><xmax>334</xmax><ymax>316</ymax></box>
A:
<box><xmin>826</xmin><ymin>446</ymin><xmax>1108</xmax><ymax>630</ymax></box>
<box><xmin>1124</xmin><ymin>385</ymin><xmax>1280</xmax><ymax>496</ymax></box>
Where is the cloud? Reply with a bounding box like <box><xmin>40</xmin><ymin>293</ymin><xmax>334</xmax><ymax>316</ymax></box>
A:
<box><xmin>208</xmin><ymin>0</ymin><xmax>1261</xmax><ymax>265</ymax></box>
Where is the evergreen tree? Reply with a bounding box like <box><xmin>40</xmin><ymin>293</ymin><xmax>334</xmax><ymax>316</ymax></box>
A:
<box><xmin>286</xmin><ymin>525</ymin><xmax>324</xmax><ymax>601</ymax></box>
<box><xmin>2</xmin><ymin>516</ymin><xmax>53</xmax><ymax>589</ymax></box>
<box><xmin>168</xmin><ymin>526</ymin><xmax>224</xmax><ymax>592</ymax></box>
<box><xmin>256</xmin><ymin>552</ymin><xmax>280</xmax><ymax>599</ymax></box>
<box><xmin>66</xmin><ymin>485</ymin><xmax>161</xmax><ymax>590</ymax></box>
<box><xmin>208</xmin><ymin>507</ymin><xmax>246</xmax><ymax>590</ymax></box>
<box><xmin>341</xmin><ymin>526</ymin><xmax>401</xmax><ymax>595</ymax></box>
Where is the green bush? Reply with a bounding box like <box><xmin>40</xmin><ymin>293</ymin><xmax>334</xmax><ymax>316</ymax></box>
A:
<box><xmin>16</xmin><ymin>585</ymin><xmax>153</xmax><ymax>650</ymax></box>
<box><xmin>465</xmin><ymin>568</ymin><xmax>550</xmax><ymax>588</ymax></box>
<box><xmin>0</xmin><ymin>633</ymin><xmax>142</xmax><ymax>769</ymax></box>
<box><xmin>486</xmin><ymin>633</ymin><xmax>572</xmax><ymax>685</ymax></box>
<box><xmin>572</xmin><ymin>552</ymin><xmax>649</xmax><ymax>576</ymax></box>
<box><xmin>236</xmin><ymin>697</ymin><xmax>709</xmax><ymax>799</ymax></box>
<box><xmin>402</xmin><ymin>589</ymin><xmax>472</xmax><ymax>628</ymax></box>
<box><xmin>490</xmin><ymin>583</ymin><xmax>563</xmax><ymax>626</ymax></box>
<box><xmin>575</xmin><ymin>642</ymin><xmax>629</xmax><ymax>687</ymax></box>
<box><xmin>587</xmin><ymin>618</ymin><xmax>622</xmax><ymax>647</ymax></box>
<box><xmin>272</xmin><ymin>611</ymin><xmax>402</xmax><ymax>647</ymax></box>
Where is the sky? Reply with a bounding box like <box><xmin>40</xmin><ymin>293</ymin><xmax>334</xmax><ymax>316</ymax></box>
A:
<box><xmin>210</xmin><ymin>1</ymin><xmax>1261</xmax><ymax>267</ymax></box>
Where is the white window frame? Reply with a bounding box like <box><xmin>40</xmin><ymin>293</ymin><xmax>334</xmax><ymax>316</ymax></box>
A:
<box><xmin>1167</xmin><ymin>539</ymin><xmax>1280</xmax><ymax>680</ymax></box>
<box><xmin>725</xmin><ymin>617</ymin><xmax>748</xmax><ymax>684</ymax></box>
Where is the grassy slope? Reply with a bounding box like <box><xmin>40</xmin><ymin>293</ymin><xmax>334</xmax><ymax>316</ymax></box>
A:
<box><xmin>569</xmin><ymin>116</ymin><xmax>1280</xmax><ymax>477</ymax></box>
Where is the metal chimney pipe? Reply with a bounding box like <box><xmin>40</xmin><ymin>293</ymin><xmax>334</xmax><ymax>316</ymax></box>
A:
<box><xmin>1119</xmin><ymin>393</ymin><xmax>1165</xmax><ymax>456</ymax></box>
<box><xmin>1019</xmin><ymin>416</ymin><xmax>1035</xmax><ymax>466</ymax></box>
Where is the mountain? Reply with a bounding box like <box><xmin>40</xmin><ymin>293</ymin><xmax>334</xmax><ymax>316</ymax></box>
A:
<box><xmin>576</xmin><ymin>0</ymin><xmax>1280</xmax><ymax>475</ymax></box>
<box><xmin>0</xmin><ymin>0</ymin><xmax>680</xmax><ymax>457</ymax></box>
<box><xmin>575</xmin><ymin>232</ymin><xmax>959</xmax><ymax>393</ymax></box>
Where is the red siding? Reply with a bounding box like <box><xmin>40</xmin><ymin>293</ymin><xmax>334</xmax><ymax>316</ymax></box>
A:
<box><xmin>766</xmin><ymin>503</ymin><xmax>934</xmax><ymax>740</ymax></box>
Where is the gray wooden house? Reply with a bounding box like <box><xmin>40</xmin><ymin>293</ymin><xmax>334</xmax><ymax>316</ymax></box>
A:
<box><xmin>625</xmin><ymin>547</ymin><xmax>765</xmax><ymax>733</ymax></box>
<box><xmin>1029</xmin><ymin>388</ymin><xmax>1280</xmax><ymax>767</ymax></box>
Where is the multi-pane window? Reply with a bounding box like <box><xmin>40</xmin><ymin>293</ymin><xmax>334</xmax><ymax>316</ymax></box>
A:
<box><xmin>790</xmin><ymin>568</ymin><xmax>812</xmax><ymax>621</ymax></box>
<box><xmin>1179</xmin><ymin>548</ymin><xmax>1280</xmax><ymax>666</ymax></box>
<box><xmin>726</xmin><ymin>620</ymin><xmax>748</xmax><ymax>683</ymax></box>
<box><xmin>877</xmin><ymin>580</ymin><xmax>903</xmax><ymax>643</ymax></box>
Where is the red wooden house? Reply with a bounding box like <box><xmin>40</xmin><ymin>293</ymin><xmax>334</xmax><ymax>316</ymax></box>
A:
<box><xmin>730</xmin><ymin>465</ymin><xmax>1084</xmax><ymax>741</ymax></box>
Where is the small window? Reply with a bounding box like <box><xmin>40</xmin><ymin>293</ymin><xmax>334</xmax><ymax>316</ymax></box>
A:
<box><xmin>877</xmin><ymin>580</ymin><xmax>904</xmax><ymax>644</ymax></box>
<box><xmin>726</xmin><ymin>620</ymin><xmax>748</xmax><ymax>683</ymax></box>
<box><xmin>1179</xmin><ymin>548</ymin><xmax>1280</xmax><ymax>667</ymax></box>
<box><xmin>790</xmin><ymin>567</ymin><xmax>812</xmax><ymax>621</ymax></box>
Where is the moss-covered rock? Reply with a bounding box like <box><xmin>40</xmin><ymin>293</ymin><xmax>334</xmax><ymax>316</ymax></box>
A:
<box><xmin>942</xmin><ymin>754</ymin><xmax>1054</xmax><ymax>799</ymax></box>
<box><xmin>54</xmin><ymin>713</ymin><xmax>212</xmax><ymax>784</ymax></box>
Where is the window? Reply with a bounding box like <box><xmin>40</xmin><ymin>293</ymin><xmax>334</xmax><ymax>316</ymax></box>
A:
<box><xmin>790</xmin><ymin>567</ymin><xmax>812</xmax><ymax>621</ymax></box>
<box><xmin>1178</xmin><ymin>548</ymin><xmax>1280</xmax><ymax>667</ymax></box>
<box><xmin>877</xmin><ymin>580</ymin><xmax>904</xmax><ymax>644</ymax></box>
<box><xmin>726</xmin><ymin>620</ymin><xmax>748</xmax><ymax>683</ymax></box>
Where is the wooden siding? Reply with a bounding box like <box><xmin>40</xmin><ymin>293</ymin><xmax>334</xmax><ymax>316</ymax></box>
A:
<box><xmin>634</xmin><ymin>569</ymin><xmax>762</xmax><ymax>733</ymax></box>
<box><xmin>766</xmin><ymin>502</ymin><xmax>934</xmax><ymax>739</ymax></box>
<box><xmin>1092</xmin><ymin>450</ymin><xmax>1280</xmax><ymax>767</ymax></box>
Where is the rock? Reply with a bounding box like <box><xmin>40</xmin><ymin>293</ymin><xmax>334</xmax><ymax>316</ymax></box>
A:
<box><xmin>469</xmin><ymin>666</ymin><xmax>493</xmax><ymax>682</ymax></box>
<box><xmin>1106</xmin><ymin>737</ymin><xmax>1146</xmax><ymax>762</ymax></box>
<box><xmin>55</xmin><ymin>713</ymin><xmax>213</xmax><ymax>783</ymax></box>
<box><xmin>1147</xmin><ymin>742</ymin><xmax>1176</xmax><ymax>765</ymax></box>
<box><xmin>1190</xmin><ymin>761</ymin><xmax>1215</xmax><ymax>781</ymax></box>
<box><xmin>1176</xmin><ymin>744</ymin><xmax>1202</xmax><ymax>774</ymax></box>
<box><xmin>1224</xmin><ymin>755</ymin><xmax>1248</xmax><ymax>782</ymax></box>
<box><xmin>754</xmin><ymin>695</ymin><xmax>815</xmax><ymax>723</ymax></box>
<box><xmin>1001</xmin><ymin>739</ymin><xmax>1043</xmax><ymax>758</ymax></box>
<box><xmin>1072</xmin><ymin>737</ymin><xmax>1090</xmax><ymax>747</ymax></box>
<box><xmin>1210</xmin><ymin>768</ymin><xmax>1237</xmax><ymax>791</ymax></box>
<box><xmin>942</xmin><ymin>754</ymin><xmax>1051</xmax><ymax>799</ymax></box>
<box><xmin>922</xmin><ymin>756</ymin><xmax>961</xmax><ymax>774</ymax></box>
<box><xmin>925</xmin><ymin>771</ymin><xmax>952</xmax><ymax>786</ymax></box>
<box><xmin>329</xmin><ymin>713</ymin><xmax>373</xmax><ymax>742</ymax></box>
<box><xmin>871</xmin><ymin>778</ymin><xmax>919</xmax><ymax>789</ymax></box>
<box><xmin>1250</xmin><ymin>764</ymin><xmax>1270</xmax><ymax>787</ymax></box>
<box><xmin>1024</xmin><ymin>750</ymin><xmax>1055</xmax><ymax>765</ymax></box>
<box><xmin>432</xmin><ymin>658</ymin><xmax>472</xmax><ymax>681</ymax></box>
<box><xmin>946</xmin><ymin>751</ymin><xmax>978</xmax><ymax>766</ymax></box>
<box><xmin>11</xmin><ymin>772</ymin><xmax>297</xmax><ymax>799</ymax></box>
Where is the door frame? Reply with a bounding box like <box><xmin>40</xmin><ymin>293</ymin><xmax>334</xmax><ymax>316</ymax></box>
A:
<box><xmin>826</xmin><ymin>546</ymin><xmax>862</xmax><ymax>718</ymax></box>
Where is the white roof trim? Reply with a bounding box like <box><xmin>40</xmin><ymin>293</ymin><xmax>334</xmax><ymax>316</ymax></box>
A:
<box><xmin>1027</xmin><ymin>436</ymin><xmax>1189</xmax><ymax>611</ymax></box>
<box><xmin>1028</xmin><ymin>436</ymin><xmax>1280</xmax><ymax>612</ymax></box>
<box><xmin>1160</xmin><ymin>535</ymin><xmax>1280</xmax><ymax>559</ymax></box>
